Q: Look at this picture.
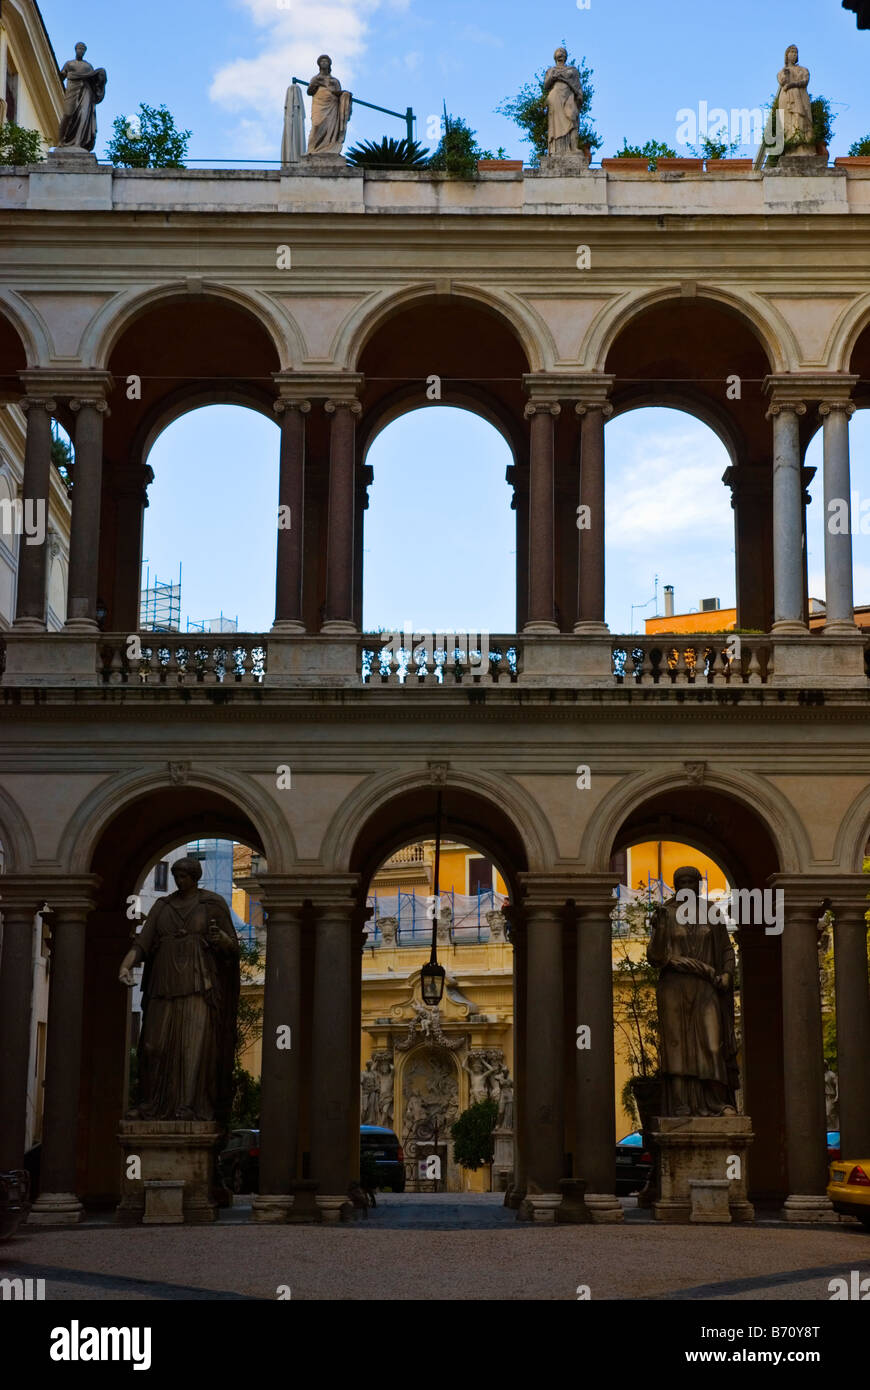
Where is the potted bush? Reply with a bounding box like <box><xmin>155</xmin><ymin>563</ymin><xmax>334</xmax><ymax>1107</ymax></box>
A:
<box><xmin>428</xmin><ymin>113</ymin><xmax>493</xmax><ymax>178</ymax></box>
<box><xmin>477</xmin><ymin>146</ymin><xmax>523</xmax><ymax>172</ymax></box>
<box><xmin>603</xmin><ymin>139</ymin><xmax>676</xmax><ymax>172</ymax></box>
<box><xmin>451</xmin><ymin>1098</ymin><xmax>498</xmax><ymax>1190</ymax></box>
<box><xmin>835</xmin><ymin>134</ymin><xmax>870</xmax><ymax>168</ymax></box>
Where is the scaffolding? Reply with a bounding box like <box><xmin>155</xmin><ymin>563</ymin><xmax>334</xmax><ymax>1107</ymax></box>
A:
<box><xmin>140</xmin><ymin>564</ymin><xmax>182</xmax><ymax>632</ymax></box>
<box><xmin>187</xmin><ymin>612</ymin><xmax>238</xmax><ymax>634</ymax></box>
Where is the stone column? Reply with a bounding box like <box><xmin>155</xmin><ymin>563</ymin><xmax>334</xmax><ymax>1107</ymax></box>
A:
<box><xmin>778</xmin><ymin>888</ymin><xmax>831</xmax><ymax>1220</ymax></box>
<box><xmin>321</xmin><ymin>398</ymin><xmax>362</xmax><ymax>635</ymax></box>
<box><xmin>766</xmin><ymin>399</ymin><xmax>808</xmax><ymax>633</ymax></box>
<box><xmin>575</xmin><ymin>883</ymin><xmax>622</xmax><ymax>1221</ymax></box>
<box><xmin>30</xmin><ymin>884</ymin><xmax>99</xmax><ymax>1224</ymax></box>
<box><xmin>833</xmin><ymin>900</ymin><xmax>870</xmax><ymax>1159</ymax></box>
<box><xmin>523</xmin><ymin>399</ymin><xmax>560</xmax><ymax>634</ymax></box>
<box><xmin>272</xmin><ymin>399</ymin><xmax>310</xmax><ymax>634</ymax></box>
<box><xmin>502</xmin><ymin>908</ymin><xmax>526</xmax><ymax>1207</ymax></box>
<box><xmin>574</xmin><ymin>403</ymin><xmax>612</xmax><ymax>634</ymax></box>
<box><xmin>0</xmin><ymin>887</ymin><xmax>44</xmax><ymax>1169</ymax></box>
<box><xmin>522</xmin><ymin>892</ymin><xmax>565</xmax><ymax>1219</ymax></box>
<box><xmin>819</xmin><ymin>400</ymin><xmax>858</xmax><ymax>632</ymax></box>
<box><xmin>252</xmin><ymin>902</ymin><xmax>302</xmax><ymax>1223</ymax></box>
<box><xmin>13</xmin><ymin>396</ymin><xmax>55</xmax><ymax>631</ymax></box>
<box><xmin>65</xmin><ymin>396</ymin><xmax>109</xmax><ymax>632</ymax></box>
<box><xmin>109</xmin><ymin>463</ymin><xmax>153</xmax><ymax>633</ymax></box>
<box><xmin>310</xmin><ymin>897</ymin><xmax>356</xmax><ymax>1219</ymax></box>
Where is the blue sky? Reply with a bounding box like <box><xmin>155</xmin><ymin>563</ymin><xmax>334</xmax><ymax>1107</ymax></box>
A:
<box><xmin>37</xmin><ymin>0</ymin><xmax>870</xmax><ymax>632</ymax></box>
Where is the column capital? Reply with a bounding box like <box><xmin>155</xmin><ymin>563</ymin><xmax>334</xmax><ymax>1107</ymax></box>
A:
<box><xmin>273</xmin><ymin>370</ymin><xmax>364</xmax><ymax>402</ymax></box>
<box><xmin>575</xmin><ymin>400</ymin><xmax>613</xmax><ymax>419</ymax></box>
<box><xmin>766</xmin><ymin>873</ymin><xmax>833</xmax><ymax>919</ymax></box>
<box><xmin>19</xmin><ymin>368</ymin><xmax>114</xmax><ymax>403</ymax></box>
<box><xmin>523</xmin><ymin>371</ymin><xmax>613</xmax><ymax>405</ymax></box>
<box><xmin>238</xmin><ymin>872</ymin><xmax>359</xmax><ymax>912</ymax></box>
<box><xmin>764</xmin><ymin>372</ymin><xmax>857</xmax><ymax>409</ymax></box>
<box><xmin>273</xmin><ymin>397</ymin><xmax>311</xmax><ymax>416</ymax></box>
<box><xmin>19</xmin><ymin>396</ymin><xmax>57</xmax><ymax>414</ymax></box>
<box><xmin>765</xmin><ymin>399</ymin><xmax>806</xmax><ymax>421</ymax></box>
<box><xmin>70</xmin><ymin>397</ymin><xmax>110</xmax><ymax>416</ymax></box>
<box><xmin>325</xmin><ymin>398</ymin><xmax>362</xmax><ymax>416</ymax></box>
<box><xmin>523</xmin><ymin>400</ymin><xmax>560</xmax><ymax>419</ymax></box>
<box><xmin>818</xmin><ymin>400</ymin><xmax>856</xmax><ymax>419</ymax></box>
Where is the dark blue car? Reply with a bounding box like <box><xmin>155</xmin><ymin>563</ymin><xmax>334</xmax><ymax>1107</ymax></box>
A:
<box><xmin>360</xmin><ymin>1125</ymin><xmax>405</xmax><ymax>1192</ymax></box>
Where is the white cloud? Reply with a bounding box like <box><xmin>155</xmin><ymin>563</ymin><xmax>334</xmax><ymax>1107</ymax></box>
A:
<box><xmin>210</xmin><ymin>0</ymin><xmax>381</xmax><ymax>118</ymax></box>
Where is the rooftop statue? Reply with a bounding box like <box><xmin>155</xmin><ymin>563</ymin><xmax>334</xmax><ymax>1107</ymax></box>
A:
<box><xmin>544</xmin><ymin>47</ymin><xmax>584</xmax><ymax>157</ymax></box>
<box><xmin>776</xmin><ymin>44</ymin><xmax>815</xmax><ymax>155</ymax></box>
<box><xmin>57</xmin><ymin>42</ymin><xmax>107</xmax><ymax>153</ymax></box>
<box><xmin>647</xmin><ymin>866</ymin><xmax>739</xmax><ymax>1118</ymax></box>
<box><xmin>306</xmin><ymin>55</ymin><xmax>352</xmax><ymax>157</ymax></box>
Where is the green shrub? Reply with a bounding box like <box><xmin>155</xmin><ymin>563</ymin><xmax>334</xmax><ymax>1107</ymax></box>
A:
<box><xmin>106</xmin><ymin>102</ymin><xmax>191</xmax><ymax>168</ymax></box>
<box><xmin>613</xmin><ymin>138</ymin><xmax>676</xmax><ymax>170</ymax></box>
<box><xmin>0</xmin><ymin>122</ymin><xmax>44</xmax><ymax>165</ymax></box>
<box><xmin>451</xmin><ymin>1098</ymin><xmax>498</xmax><ymax>1169</ymax></box>
<box><xmin>428</xmin><ymin>113</ymin><xmax>493</xmax><ymax>177</ymax></box>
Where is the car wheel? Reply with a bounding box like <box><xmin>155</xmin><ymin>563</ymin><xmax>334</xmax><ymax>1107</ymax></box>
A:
<box><xmin>232</xmin><ymin>1164</ymin><xmax>244</xmax><ymax>1195</ymax></box>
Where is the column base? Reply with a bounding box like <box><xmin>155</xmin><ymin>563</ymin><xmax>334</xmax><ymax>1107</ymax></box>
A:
<box><xmin>63</xmin><ymin>618</ymin><xmax>100</xmax><ymax>635</ymax></box>
<box><xmin>822</xmin><ymin>621</ymin><xmax>862</xmax><ymax>637</ymax></box>
<box><xmin>270</xmin><ymin>619</ymin><xmax>307</xmax><ymax>635</ymax></box>
<box><xmin>523</xmin><ymin>1192</ymin><xmax>562</xmax><ymax>1224</ymax></box>
<box><xmin>555</xmin><ymin>1178</ymin><xmax>592</xmax><ymax>1223</ymax></box>
<box><xmin>12</xmin><ymin>617</ymin><xmax>46</xmax><ymax>633</ymax></box>
<box><xmin>251</xmin><ymin>1194</ymin><xmax>294</xmax><ymax>1224</ymax></box>
<box><xmin>522</xmin><ymin>620</ymin><xmax>560</xmax><ymax>635</ymax></box>
<box><xmin>319</xmin><ymin>619</ymin><xmax>358</xmax><ymax>636</ymax></box>
<box><xmin>316</xmin><ymin>1195</ymin><xmax>349</xmax><ymax>1224</ymax></box>
<box><xmin>782</xmin><ymin>1194</ymin><xmax>835</xmax><ymax>1223</ymax></box>
<box><xmin>28</xmin><ymin>1193</ymin><xmax>85</xmax><ymax>1225</ymax></box>
<box><xmin>572</xmin><ymin>620</ymin><xmax>610</xmax><ymax>636</ymax></box>
<box><xmin>771</xmin><ymin>619</ymin><xmax>809</xmax><ymax>636</ymax></box>
<box><xmin>584</xmin><ymin>1192</ymin><xmax>624</xmax><ymax>1224</ymax></box>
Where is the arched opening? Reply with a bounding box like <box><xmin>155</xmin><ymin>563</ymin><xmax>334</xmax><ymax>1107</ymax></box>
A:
<box><xmin>605</xmin><ymin>298</ymin><xmax>774</xmax><ymax>631</ymax></box>
<box><xmin>351</xmin><ymin>786</ymin><xmax>527</xmax><ymax>1202</ymax></box>
<box><xmin>141</xmin><ymin>404</ymin><xmax>280</xmax><ymax>632</ymax></box>
<box><xmin>804</xmin><ymin>407</ymin><xmax>870</xmax><ymax>630</ymax></box>
<box><xmin>609</xmin><ymin>784</ymin><xmax>786</xmax><ymax>1202</ymax></box>
<box><xmin>100</xmin><ymin>296</ymin><xmax>281</xmax><ymax>630</ymax></box>
<box><xmin>604</xmin><ymin>405</ymin><xmax>736</xmax><ymax>633</ymax></box>
<box><xmin>356</xmin><ymin>297</ymin><xmax>531</xmax><ymax>631</ymax></box>
<box><xmin>77</xmin><ymin>786</ymin><xmax>268</xmax><ymax>1205</ymax></box>
<box><xmin>362</xmin><ymin>406</ymin><xmax>515</xmax><ymax>634</ymax></box>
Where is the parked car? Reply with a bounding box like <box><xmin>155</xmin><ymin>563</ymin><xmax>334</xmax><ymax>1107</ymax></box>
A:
<box><xmin>827</xmin><ymin>1155</ymin><xmax>870</xmax><ymax>1228</ymax></box>
<box><xmin>827</xmin><ymin>1131</ymin><xmax>841</xmax><ymax>1163</ymax></box>
<box><xmin>217</xmin><ymin>1129</ymin><xmax>260</xmax><ymax>1194</ymax></box>
<box><xmin>0</xmin><ymin>1169</ymin><xmax>30</xmax><ymax>1240</ymax></box>
<box><xmin>217</xmin><ymin>1125</ymin><xmax>406</xmax><ymax>1195</ymax></box>
<box><xmin>360</xmin><ymin>1125</ymin><xmax>405</xmax><ymax>1192</ymax></box>
<box><xmin>615</xmin><ymin>1131</ymin><xmax>654</xmax><ymax>1195</ymax></box>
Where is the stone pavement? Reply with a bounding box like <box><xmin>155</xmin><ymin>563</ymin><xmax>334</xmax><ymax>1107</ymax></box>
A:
<box><xmin>2</xmin><ymin>1194</ymin><xmax>869</xmax><ymax>1300</ymax></box>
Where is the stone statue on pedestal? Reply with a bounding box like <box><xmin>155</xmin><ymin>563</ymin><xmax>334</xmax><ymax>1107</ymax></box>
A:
<box><xmin>57</xmin><ymin>43</ymin><xmax>107</xmax><ymax>152</ymax></box>
<box><xmin>647</xmin><ymin>866</ymin><xmax>739</xmax><ymax>1117</ymax></box>
<box><xmin>119</xmin><ymin>857</ymin><xmax>240</xmax><ymax>1125</ymax></box>
<box><xmin>776</xmin><ymin>45</ymin><xmax>815</xmax><ymax>155</ymax></box>
<box><xmin>495</xmin><ymin>1068</ymin><xmax>514</xmax><ymax>1130</ymax></box>
<box><xmin>464</xmin><ymin>1050</ymin><xmax>496</xmax><ymax>1105</ymax></box>
<box><xmin>360</xmin><ymin>1060</ymin><xmax>379</xmax><ymax>1124</ymax></box>
<box><xmin>306</xmin><ymin>55</ymin><xmax>352</xmax><ymax>157</ymax></box>
<box><xmin>372</xmin><ymin>1051</ymin><xmax>394</xmax><ymax>1126</ymax></box>
<box><xmin>544</xmin><ymin>47</ymin><xmax>584</xmax><ymax>157</ymax></box>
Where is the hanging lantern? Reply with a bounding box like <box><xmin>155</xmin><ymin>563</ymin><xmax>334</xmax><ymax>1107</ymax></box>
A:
<box><xmin>421</xmin><ymin>789</ymin><xmax>446</xmax><ymax>1006</ymax></box>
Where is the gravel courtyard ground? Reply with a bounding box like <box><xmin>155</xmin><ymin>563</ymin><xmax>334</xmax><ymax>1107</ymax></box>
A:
<box><xmin>2</xmin><ymin>1194</ymin><xmax>869</xmax><ymax>1301</ymax></box>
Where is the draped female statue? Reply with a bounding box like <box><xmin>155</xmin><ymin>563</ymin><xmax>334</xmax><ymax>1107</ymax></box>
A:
<box><xmin>543</xmin><ymin>47</ymin><xmax>584</xmax><ymax>157</ymax></box>
<box><xmin>776</xmin><ymin>45</ymin><xmax>815</xmax><ymax>154</ymax></box>
<box><xmin>647</xmin><ymin>866</ymin><xmax>739</xmax><ymax>1117</ymax></box>
<box><xmin>119</xmin><ymin>857</ymin><xmax>240</xmax><ymax>1124</ymax></box>
<box><xmin>306</xmin><ymin>55</ymin><xmax>352</xmax><ymax>157</ymax></box>
<box><xmin>57</xmin><ymin>43</ymin><xmax>107</xmax><ymax>153</ymax></box>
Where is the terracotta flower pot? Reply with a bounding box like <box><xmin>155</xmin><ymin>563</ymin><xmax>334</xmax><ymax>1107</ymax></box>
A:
<box><xmin>835</xmin><ymin>155</ymin><xmax>870</xmax><ymax>166</ymax></box>
<box><xmin>476</xmin><ymin>159</ymin><xmax>523</xmax><ymax>172</ymax></box>
<box><xmin>656</xmin><ymin>157</ymin><xmax>703</xmax><ymax>171</ymax></box>
<box><xmin>816</xmin><ymin>142</ymin><xmax>829</xmax><ymax>159</ymax></box>
<box><xmin>601</xmin><ymin>157</ymin><xmax>648</xmax><ymax>171</ymax></box>
<box><xmin>704</xmin><ymin>158</ymin><xmax>754</xmax><ymax>172</ymax></box>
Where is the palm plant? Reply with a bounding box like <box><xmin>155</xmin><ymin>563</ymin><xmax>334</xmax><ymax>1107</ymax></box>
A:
<box><xmin>345</xmin><ymin>136</ymin><xmax>430</xmax><ymax>168</ymax></box>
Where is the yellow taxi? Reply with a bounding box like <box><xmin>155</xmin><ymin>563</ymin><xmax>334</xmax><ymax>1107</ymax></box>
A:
<box><xmin>828</xmin><ymin>1157</ymin><xmax>870</xmax><ymax>1228</ymax></box>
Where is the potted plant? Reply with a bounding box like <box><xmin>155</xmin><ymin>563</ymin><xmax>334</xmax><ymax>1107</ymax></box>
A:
<box><xmin>451</xmin><ymin>1098</ymin><xmax>498</xmax><ymax>1190</ymax></box>
<box><xmin>603</xmin><ymin>139</ymin><xmax>676</xmax><ymax>172</ymax></box>
<box><xmin>477</xmin><ymin>145</ymin><xmax>523</xmax><ymax>172</ymax></box>
<box><xmin>428</xmin><ymin>113</ymin><xmax>493</xmax><ymax>178</ymax></box>
<box><xmin>835</xmin><ymin>134</ymin><xmax>870</xmax><ymax>169</ymax></box>
<box><xmin>345</xmin><ymin>136</ymin><xmax>431</xmax><ymax>168</ymax></box>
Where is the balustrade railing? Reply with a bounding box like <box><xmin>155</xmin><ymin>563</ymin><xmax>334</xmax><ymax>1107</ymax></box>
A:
<box><xmin>359</xmin><ymin>637</ymin><xmax>520</xmax><ymax>685</ymax></box>
<box><xmin>611</xmin><ymin>635</ymin><xmax>773</xmax><ymax>686</ymax></box>
<box><xmin>97</xmin><ymin>633</ymin><xmax>267</xmax><ymax>684</ymax></box>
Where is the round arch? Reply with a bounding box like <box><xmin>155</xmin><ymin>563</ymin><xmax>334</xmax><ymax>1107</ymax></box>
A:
<box><xmin>59</xmin><ymin>767</ymin><xmax>292</xmax><ymax>882</ymax></box>
<box><xmin>329</xmin><ymin>771</ymin><xmax>549</xmax><ymax>898</ymax></box>
<box><xmin>135</xmin><ymin>383</ymin><xmax>278</xmax><ymax>470</ymax></box>
<box><xmin>0</xmin><ymin>784</ymin><xmax>39</xmax><ymax>872</ymax></box>
<box><xmin>593</xmin><ymin>286</ymin><xmax>782</xmax><ymax>375</ymax></box>
<box><xmin>86</xmin><ymin>282</ymin><xmax>295</xmax><ymax>374</ymax></box>
<box><xmin>359</xmin><ymin>384</ymin><xmax>523</xmax><ymax>464</ymax></box>
<box><xmin>344</xmin><ymin>283</ymin><xmax>542</xmax><ymax>375</ymax></box>
<box><xmin>831</xmin><ymin>291</ymin><xmax>870</xmax><ymax>375</ymax></box>
<box><xmin>608</xmin><ymin>389</ymin><xmax>744</xmax><ymax>468</ymax></box>
<box><xmin>581</xmin><ymin>767</ymin><xmax>804</xmax><ymax>880</ymax></box>
<box><xmin>0</xmin><ymin>291</ymin><xmax>50</xmax><ymax>373</ymax></box>
<box><xmin>832</xmin><ymin>781</ymin><xmax>870</xmax><ymax>872</ymax></box>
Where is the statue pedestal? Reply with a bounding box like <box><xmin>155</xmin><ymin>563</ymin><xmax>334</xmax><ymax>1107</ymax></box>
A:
<box><xmin>537</xmin><ymin>151</ymin><xmax>591</xmax><ymax>176</ymax></box>
<box><xmin>116</xmin><ymin>1121</ymin><xmax>222</xmax><ymax>1225</ymax></box>
<box><xmin>491</xmin><ymin>1127</ymin><xmax>514</xmax><ymax>1191</ymax></box>
<box><xmin>652</xmin><ymin>1116</ymin><xmax>754</xmax><ymax>1225</ymax></box>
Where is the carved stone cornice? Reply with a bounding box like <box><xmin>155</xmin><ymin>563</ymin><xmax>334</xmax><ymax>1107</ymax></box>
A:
<box><xmin>19</xmin><ymin>369</ymin><xmax>114</xmax><ymax>404</ymax></box>
<box><xmin>764</xmin><ymin>373</ymin><xmax>857</xmax><ymax>411</ymax></box>
<box><xmin>237</xmin><ymin>872</ymin><xmax>359</xmax><ymax>912</ymax></box>
<box><xmin>274</xmin><ymin>371</ymin><xmax>364</xmax><ymax>404</ymax></box>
